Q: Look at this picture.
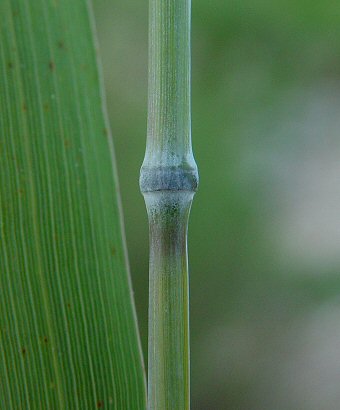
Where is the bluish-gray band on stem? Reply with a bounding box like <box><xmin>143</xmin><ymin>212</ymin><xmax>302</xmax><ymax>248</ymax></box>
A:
<box><xmin>140</xmin><ymin>166</ymin><xmax>198</xmax><ymax>193</ymax></box>
<box><xmin>140</xmin><ymin>0</ymin><xmax>198</xmax><ymax>408</ymax></box>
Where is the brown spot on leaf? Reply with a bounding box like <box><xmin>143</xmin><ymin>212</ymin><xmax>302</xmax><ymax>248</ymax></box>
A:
<box><xmin>22</xmin><ymin>103</ymin><xmax>27</xmax><ymax>112</ymax></box>
<box><xmin>49</xmin><ymin>61</ymin><xmax>55</xmax><ymax>71</ymax></box>
<box><xmin>97</xmin><ymin>401</ymin><xmax>103</xmax><ymax>408</ymax></box>
<box><xmin>43</xmin><ymin>103</ymin><xmax>50</xmax><ymax>112</ymax></box>
<box><xmin>57</xmin><ymin>40</ymin><xmax>65</xmax><ymax>49</ymax></box>
<box><xmin>111</xmin><ymin>246</ymin><xmax>116</xmax><ymax>256</ymax></box>
<box><xmin>8</xmin><ymin>62</ymin><xmax>13</xmax><ymax>69</ymax></box>
<box><xmin>43</xmin><ymin>336</ymin><xmax>48</xmax><ymax>344</ymax></box>
<box><xmin>64</xmin><ymin>139</ymin><xmax>71</xmax><ymax>148</ymax></box>
<box><xmin>22</xmin><ymin>347</ymin><xmax>26</xmax><ymax>356</ymax></box>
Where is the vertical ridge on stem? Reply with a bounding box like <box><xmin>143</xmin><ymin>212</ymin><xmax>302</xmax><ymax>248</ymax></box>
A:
<box><xmin>140</xmin><ymin>0</ymin><xmax>198</xmax><ymax>408</ymax></box>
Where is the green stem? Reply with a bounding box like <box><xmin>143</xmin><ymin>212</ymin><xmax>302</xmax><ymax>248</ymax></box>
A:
<box><xmin>140</xmin><ymin>0</ymin><xmax>198</xmax><ymax>408</ymax></box>
<box><xmin>145</xmin><ymin>192</ymin><xmax>193</xmax><ymax>410</ymax></box>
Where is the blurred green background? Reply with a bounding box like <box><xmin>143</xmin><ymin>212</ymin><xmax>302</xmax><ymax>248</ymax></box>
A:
<box><xmin>93</xmin><ymin>1</ymin><xmax>340</xmax><ymax>409</ymax></box>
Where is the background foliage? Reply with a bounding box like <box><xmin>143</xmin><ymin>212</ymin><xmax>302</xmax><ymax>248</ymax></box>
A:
<box><xmin>94</xmin><ymin>0</ymin><xmax>340</xmax><ymax>409</ymax></box>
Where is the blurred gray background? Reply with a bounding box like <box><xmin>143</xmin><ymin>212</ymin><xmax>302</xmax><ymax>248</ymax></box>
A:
<box><xmin>93</xmin><ymin>1</ymin><xmax>340</xmax><ymax>408</ymax></box>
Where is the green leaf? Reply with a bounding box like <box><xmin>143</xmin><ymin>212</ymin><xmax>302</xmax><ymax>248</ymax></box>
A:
<box><xmin>0</xmin><ymin>0</ymin><xmax>146</xmax><ymax>408</ymax></box>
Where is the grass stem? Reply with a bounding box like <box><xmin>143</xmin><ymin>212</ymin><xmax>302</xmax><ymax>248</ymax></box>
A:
<box><xmin>140</xmin><ymin>0</ymin><xmax>198</xmax><ymax>408</ymax></box>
